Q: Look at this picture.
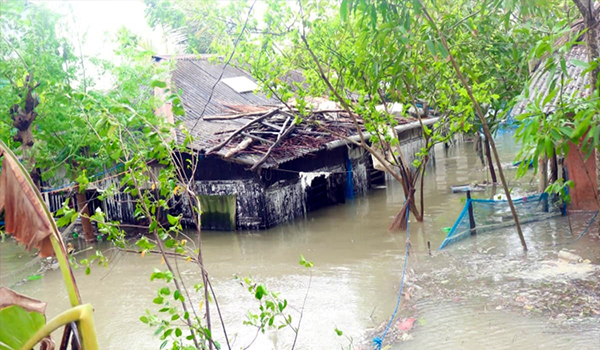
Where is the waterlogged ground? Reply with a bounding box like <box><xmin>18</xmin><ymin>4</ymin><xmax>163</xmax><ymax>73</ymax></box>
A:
<box><xmin>2</xmin><ymin>134</ymin><xmax>600</xmax><ymax>350</ymax></box>
<box><xmin>360</xmin><ymin>213</ymin><xmax>600</xmax><ymax>350</ymax></box>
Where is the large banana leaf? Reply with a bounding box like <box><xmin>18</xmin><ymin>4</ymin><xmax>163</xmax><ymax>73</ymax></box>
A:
<box><xmin>0</xmin><ymin>288</ymin><xmax>47</xmax><ymax>350</ymax></box>
<box><xmin>0</xmin><ymin>142</ymin><xmax>81</xmax><ymax>306</ymax></box>
<box><xmin>0</xmin><ymin>147</ymin><xmax>55</xmax><ymax>257</ymax></box>
<box><xmin>0</xmin><ymin>143</ymin><xmax>98</xmax><ymax>349</ymax></box>
<box><xmin>0</xmin><ymin>305</ymin><xmax>45</xmax><ymax>350</ymax></box>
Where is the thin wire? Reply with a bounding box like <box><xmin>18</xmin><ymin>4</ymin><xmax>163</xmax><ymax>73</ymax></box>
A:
<box><xmin>189</xmin><ymin>0</ymin><xmax>258</xmax><ymax>133</ymax></box>
<box><xmin>373</xmin><ymin>202</ymin><xmax>410</xmax><ymax>349</ymax></box>
<box><xmin>41</xmin><ymin>169</ymin><xmax>128</xmax><ymax>194</ymax></box>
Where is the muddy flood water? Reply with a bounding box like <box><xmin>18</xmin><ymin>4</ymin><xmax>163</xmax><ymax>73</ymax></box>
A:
<box><xmin>2</xmin><ymin>133</ymin><xmax>600</xmax><ymax>350</ymax></box>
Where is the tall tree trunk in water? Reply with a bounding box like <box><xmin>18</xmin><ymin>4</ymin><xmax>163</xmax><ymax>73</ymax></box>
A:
<box><xmin>572</xmin><ymin>0</ymin><xmax>600</xmax><ymax>233</ymax></box>
<box><xmin>75</xmin><ymin>184</ymin><xmax>95</xmax><ymax>242</ymax></box>
<box><xmin>484</xmin><ymin>136</ymin><xmax>497</xmax><ymax>183</ymax></box>
<box><xmin>419</xmin><ymin>155</ymin><xmax>429</xmax><ymax>219</ymax></box>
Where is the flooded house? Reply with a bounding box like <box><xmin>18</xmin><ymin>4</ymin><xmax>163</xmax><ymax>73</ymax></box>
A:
<box><xmin>40</xmin><ymin>55</ymin><xmax>437</xmax><ymax>232</ymax></box>
<box><xmin>154</xmin><ymin>55</ymin><xmax>438</xmax><ymax>230</ymax></box>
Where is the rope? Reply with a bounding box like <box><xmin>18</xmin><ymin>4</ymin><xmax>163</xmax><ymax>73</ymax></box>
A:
<box><xmin>373</xmin><ymin>203</ymin><xmax>410</xmax><ymax>349</ymax></box>
<box><xmin>41</xmin><ymin>163</ymin><xmax>126</xmax><ymax>194</ymax></box>
<box><xmin>41</xmin><ymin>169</ymin><xmax>128</xmax><ymax>194</ymax></box>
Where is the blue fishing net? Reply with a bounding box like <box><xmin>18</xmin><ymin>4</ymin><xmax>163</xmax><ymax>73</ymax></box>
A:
<box><xmin>439</xmin><ymin>193</ymin><xmax>561</xmax><ymax>249</ymax></box>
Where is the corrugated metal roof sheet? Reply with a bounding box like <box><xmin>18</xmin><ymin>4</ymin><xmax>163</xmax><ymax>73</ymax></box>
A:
<box><xmin>512</xmin><ymin>45</ymin><xmax>590</xmax><ymax>116</ymax></box>
<box><xmin>163</xmin><ymin>56</ymin><xmax>420</xmax><ymax>169</ymax></box>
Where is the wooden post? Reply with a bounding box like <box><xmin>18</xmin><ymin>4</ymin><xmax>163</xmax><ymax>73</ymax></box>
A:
<box><xmin>484</xmin><ymin>136</ymin><xmax>497</xmax><ymax>183</ymax></box>
<box><xmin>539</xmin><ymin>155</ymin><xmax>549</xmax><ymax>212</ymax></box>
<box><xmin>467</xmin><ymin>190</ymin><xmax>477</xmax><ymax>235</ymax></box>
<box><xmin>75</xmin><ymin>184</ymin><xmax>95</xmax><ymax>243</ymax></box>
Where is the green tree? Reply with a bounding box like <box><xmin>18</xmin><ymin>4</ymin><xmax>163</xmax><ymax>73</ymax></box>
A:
<box><xmin>144</xmin><ymin>0</ymin><xmax>221</xmax><ymax>54</ymax></box>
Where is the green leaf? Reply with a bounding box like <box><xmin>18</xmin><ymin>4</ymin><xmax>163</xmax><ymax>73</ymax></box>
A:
<box><xmin>0</xmin><ymin>306</ymin><xmax>46</xmax><ymax>350</ymax></box>
<box><xmin>140</xmin><ymin>316</ymin><xmax>149</xmax><ymax>324</ymax></box>
<box><xmin>340</xmin><ymin>0</ymin><xmax>349</xmax><ymax>21</ymax></box>
<box><xmin>167</xmin><ymin>214</ymin><xmax>178</xmax><ymax>226</ymax></box>
<box><xmin>425</xmin><ymin>40</ymin><xmax>436</xmax><ymax>56</ymax></box>
<box><xmin>544</xmin><ymin>137</ymin><xmax>554</xmax><ymax>157</ymax></box>
<box><xmin>436</xmin><ymin>42</ymin><xmax>449</xmax><ymax>58</ymax></box>
<box><xmin>151</xmin><ymin>80</ymin><xmax>167</xmax><ymax>88</ymax></box>
<box><xmin>335</xmin><ymin>327</ymin><xmax>343</xmax><ymax>336</ymax></box>
<box><xmin>174</xmin><ymin>290</ymin><xmax>181</xmax><ymax>301</ymax></box>
<box><xmin>255</xmin><ymin>285</ymin><xmax>266</xmax><ymax>300</ymax></box>
<box><xmin>572</xmin><ymin>118</ymin><xmax>590</xmax><ymax>140</ymax></box>
<box><xmin>165</xmin><ymin>238</ymin><xmax>176</xmax><ymax>248</ymax></box>
<box><xmin>570</xmin><ymin>59</ymin><xmax>590</xmax><ymax>69</ymax></box>
<box><xmin>412</xmin><ymin>0</ymin><xmax>422</xmax><ymax>15</ymax></box>
<box><xmin>27</xmin><ymin>274</ymin><xmax>42</xmax><ymax>281</ymax></box>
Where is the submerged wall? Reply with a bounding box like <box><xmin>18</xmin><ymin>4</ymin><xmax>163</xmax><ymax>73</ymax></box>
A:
<box><xmin>194</xmin><ymin>179</ymin><xmax>266</xmax><ymax>229</ymax></box>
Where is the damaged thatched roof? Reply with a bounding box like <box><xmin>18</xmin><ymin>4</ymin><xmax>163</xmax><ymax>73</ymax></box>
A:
<box><xmin>199</xmin><ymin>107</ymin><xmax>361</xmax><ymax>169</ymax></box>
<box><xmin>512</xmin><ymin>9</ymin><xmax>598</xmax><ymax>116</ymax></box>
<box><xmin>158</xmin><ymin>55</ymin><xmax>424</xmax><ymax>169</ymax></box>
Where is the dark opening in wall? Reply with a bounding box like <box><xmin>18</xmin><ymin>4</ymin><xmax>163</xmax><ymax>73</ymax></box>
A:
<box><xmin>366</xmin><ymin>154</ymin><xmax>386</xmax><ymax>187</ymax></box>
<box><xmin>85</xmin><ymin>190</ymin><xmax>103</xmax><ymax>216</ymax></box>
<box><xmin>306</xmin><ymin>175</ymin><xmax>329</xmax><ymax>211</ymax></box>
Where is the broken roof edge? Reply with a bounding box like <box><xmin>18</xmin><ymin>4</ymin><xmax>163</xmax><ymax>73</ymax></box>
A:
<box><xmin>324</xmin><ymin>117</ymin><xmax>439</xmax><ymax>151</ymax></box>
<box><xmin>187</xmin><ymin>118</ymin><xmax>438</xmax><ymax>170</ymax></box>
<box><xmin>152</xmin><ymin>54</ymin><xmax>222</xmax><ymax>62</ymax></box>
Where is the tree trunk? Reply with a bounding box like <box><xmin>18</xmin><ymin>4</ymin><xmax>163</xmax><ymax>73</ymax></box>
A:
<box><xmin>550</xmin><ymin>152</ymin><xmax>558</xmax><ymax>183</ymax></box>
<box><xmin>475</xmin><ymin>134</ymin><xmax>485</xmax><ymax>166</ymax></box>
<box><xmin>538</xmin><ymin>156</ymin><xmax>549</xmax><ymax>193</ymax></box>
<box><xmin>572</xmin><ymin>0</ymin><xmax>600</xmax><ymax>92</ymax></box>
<box><xmin>75</xmin><ymin>184</ymin><xmax>95</xmax><ymax>242</ymax></box>
<box><xmin>10</xmin><ymin>75</ymin><xmax>40</xmax><ymax>187</ymax></box>
<box><xmin>597</xmin><ymin>151</ymin><xmax>600</xmax><ymax>236</ymax></box>
<box><xmin>484</xmin><ymin>136</ymin><xmax>497</xmax><ymax>183</ymax></box>
<box><xmin>419</xmin><ymin>160</ymin><xmax>426</xmax><ymax>219</ymax></box>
